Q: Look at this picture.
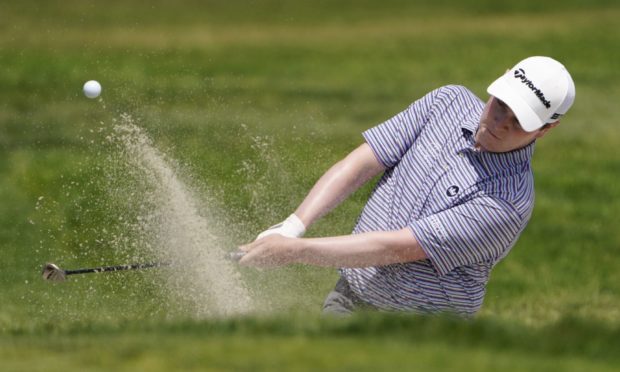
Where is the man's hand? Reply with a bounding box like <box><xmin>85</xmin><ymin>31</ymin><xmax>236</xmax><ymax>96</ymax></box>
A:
<box><xmin>255</xmin><ymin>214</ymin><xmax>306</xmax><ymax>240</ymax></box>
<box><xmin>239</xmin><ymin>235</ymin><xmax>302</xmax><ymax>268</ymax></box>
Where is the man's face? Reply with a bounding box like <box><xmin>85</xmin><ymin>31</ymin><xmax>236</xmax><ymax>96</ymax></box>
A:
<box><xmin>475</xmin><ymin>96</ymin><xmax>551</xmax><ymax>153</ymax></box>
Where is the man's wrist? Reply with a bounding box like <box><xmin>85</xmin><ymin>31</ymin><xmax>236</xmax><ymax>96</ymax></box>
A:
<box><xmin>285</xmin><ymin>213</ymin><xmax>306</xmax><ymax>238</ymax></box>
<box><xmin>293</xmin><ymin>237</ymin><xmax>311</xmax><ymax>265</ymax></box>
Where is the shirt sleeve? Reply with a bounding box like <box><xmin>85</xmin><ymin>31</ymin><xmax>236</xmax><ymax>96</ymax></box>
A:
<box><xmin>409</xmin><ymin>196</ymin><xmax>526</xmax><ymax>276</ymax></box>
<box><xmin>363</xmin><ymin>88</ymin><xmax>441</xmax><ymax>168</ymax></box>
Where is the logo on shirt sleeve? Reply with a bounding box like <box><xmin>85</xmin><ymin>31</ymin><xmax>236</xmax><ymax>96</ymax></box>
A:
<box><xmin>446</xmin><ymin>185</ymin><xmax>460</xmax><ymax>197</ymax></box>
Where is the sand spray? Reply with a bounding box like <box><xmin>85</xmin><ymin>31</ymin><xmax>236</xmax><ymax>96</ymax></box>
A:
<box><xmin>106</xmin><ymin>113</ymin><xmax>254</xmax><ymax>317</ymax></box>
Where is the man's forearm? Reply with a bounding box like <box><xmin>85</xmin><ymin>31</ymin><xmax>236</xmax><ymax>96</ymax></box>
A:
<box><xmin>294</xmin><ymin>143</ymin><xmax>384</xmax><ymax>227</ymax></box>
<box><xmin>294</xmin><ymin>228</ymin><xmax>427</xmax><ymax>268</ymax></box>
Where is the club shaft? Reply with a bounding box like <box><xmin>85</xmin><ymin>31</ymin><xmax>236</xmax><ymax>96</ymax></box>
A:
<box><xmin>227</xmin><ymin>251</ymin><xmax>246</xmax><ymax>262</ymax></box>
<box><xmin>65</xmin><ymin>262</ymin><xmax>167</xmax><ymax>276</ymax></box>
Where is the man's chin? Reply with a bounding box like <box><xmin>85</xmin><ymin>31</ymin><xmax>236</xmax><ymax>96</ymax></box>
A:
<box><xmin>474</xmin><ymin>132</ymin><xmax>490</xmax><ymax>151</ymax></box>
<box><xmin>475</xmin><ymin>138</ymin><xmax>503</xmax><ymax>153</ymax></box>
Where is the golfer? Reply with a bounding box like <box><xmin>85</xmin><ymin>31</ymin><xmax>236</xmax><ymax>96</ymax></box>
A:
<box><xmin>239</xmin><ymin>56</ymin><xmax>575</xmax><ymax>316</ymax></box>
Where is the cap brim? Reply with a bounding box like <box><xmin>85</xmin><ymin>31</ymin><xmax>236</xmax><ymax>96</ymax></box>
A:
<box><xmin>487</xmin><ymin>76</ymin><xmax>544</xmax><ymax>132</ymax></box>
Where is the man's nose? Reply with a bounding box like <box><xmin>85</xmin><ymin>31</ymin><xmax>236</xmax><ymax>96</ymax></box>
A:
<box><xmin>493</xmin><ymin>111</ymin><xmax>511</xmax><ymax>133</ymax></box>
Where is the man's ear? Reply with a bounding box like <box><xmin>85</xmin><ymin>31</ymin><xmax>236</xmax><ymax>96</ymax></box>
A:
<box><xmin>535</xmin><ymin>121</ymin><xmax>560</xmax><ymax>139</ymax></box>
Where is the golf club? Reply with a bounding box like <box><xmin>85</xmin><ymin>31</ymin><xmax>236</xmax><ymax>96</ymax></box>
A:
<box><xmin>41</xmin><ymin>262</ymin><xmax>168</xmax><ymax>282</ymax></box>
<box><xmin>226</xmin><ymin>251</ymin><xmax>246</xmax><ymax>262</ymax></box>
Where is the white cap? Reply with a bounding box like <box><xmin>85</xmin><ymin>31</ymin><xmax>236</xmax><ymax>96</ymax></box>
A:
<box><xmin>487</xmin><ymin>56</ymin><xmax>575</xmax><ymax>132</ymax></box>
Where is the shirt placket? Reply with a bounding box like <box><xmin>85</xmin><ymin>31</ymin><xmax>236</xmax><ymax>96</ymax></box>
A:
<box><xmin>410</xmin><ymin>130</ymin><xmax>472</xmax><ymax>220</ymax></box>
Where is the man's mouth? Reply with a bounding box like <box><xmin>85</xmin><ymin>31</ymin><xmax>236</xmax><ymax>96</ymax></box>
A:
<box><xmin>486</xmin><ymin>128</ymin><xmax>501</xmax><ymax>140</ymax></box>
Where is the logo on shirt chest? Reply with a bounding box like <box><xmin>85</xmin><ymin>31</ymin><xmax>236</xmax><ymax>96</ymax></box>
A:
<box><xmin>446</xmin><ymin>185</ymin><xmax>460</xmax><ymax>197</ymax></box>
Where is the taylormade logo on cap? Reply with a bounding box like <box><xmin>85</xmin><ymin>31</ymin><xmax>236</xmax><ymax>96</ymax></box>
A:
<box><xmin>513</xmin><ymin>68</ymin><xmax>551</xmax><ymax>109</ymax></box>
<box><xmin>487</xmin><ymin>56</ymin><xmax>575</xmax><ymax>132</ymax></box>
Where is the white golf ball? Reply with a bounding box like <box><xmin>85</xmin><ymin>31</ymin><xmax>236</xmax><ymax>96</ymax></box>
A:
<box><xmin>83</xmin><ymin>80</ymin><xmax>102</xmax><ymax>99</ymax></box>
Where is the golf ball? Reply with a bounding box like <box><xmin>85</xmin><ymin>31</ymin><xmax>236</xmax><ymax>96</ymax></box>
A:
<box><xmin>83</xmin><ymin>80</ymin><xmax>102</xmax><ymax>99</ymax></box>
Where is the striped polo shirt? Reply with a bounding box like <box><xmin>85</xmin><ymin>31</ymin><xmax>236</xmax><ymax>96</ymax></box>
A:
<box><xmin>340</xmin><ymin>85</ymin><xmax>535</xmax><ymax>316</ymax></box>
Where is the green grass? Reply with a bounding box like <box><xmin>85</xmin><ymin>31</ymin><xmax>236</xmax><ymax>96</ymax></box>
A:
<box><xmin>3</xmin><ymin>314</ymin><xmax>620</xmax><ymax>371</ymax></box>
<box><xmin>1</xmin><ymin>0</ymin><xmax>619</xmax><ymax>369</ymax></box>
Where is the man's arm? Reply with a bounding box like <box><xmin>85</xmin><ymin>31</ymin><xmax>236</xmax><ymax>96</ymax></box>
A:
<box><xmin>293</xmin><ymin>143</ymin><xmax>385</xmax><ymax>228</ymax></box>
<box><xmin>239</xmin><ymin>228</ymin><xmax>427</xmax><ymax>268</ymax></box>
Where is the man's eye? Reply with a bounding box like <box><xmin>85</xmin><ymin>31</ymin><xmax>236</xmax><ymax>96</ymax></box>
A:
<box><xmin>513</xmin><ymin>119</ymin><xmax>523</xmax><ymax>130</ymax></box>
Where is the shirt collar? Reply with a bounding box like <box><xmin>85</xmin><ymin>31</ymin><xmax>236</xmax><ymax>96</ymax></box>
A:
<box><xmin>460</xmin><ymin>115</ymin><xmax>479</xmax><ymax>135</ymax></box>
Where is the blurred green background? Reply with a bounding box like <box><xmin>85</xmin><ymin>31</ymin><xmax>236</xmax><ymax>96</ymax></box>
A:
<box><xmin>1</xmin><ymin>0</ymin><xmax>619</xmax><ymax>370</ymax></box>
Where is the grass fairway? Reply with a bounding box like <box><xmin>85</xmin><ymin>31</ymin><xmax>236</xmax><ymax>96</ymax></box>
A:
<box><xmin>3</xmin><ymin>315</ymin><xmax>620</xmax><ymax>371</ymax></box>
<box><xmin>1</xmin><ymin>0</ymin><xmax>619</xmax><ymax>370</ymax></box>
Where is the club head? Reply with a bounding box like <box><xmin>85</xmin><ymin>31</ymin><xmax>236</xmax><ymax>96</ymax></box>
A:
<box><xmin>42</xmin><ymin>263</ymin><xmax>67</xmax><ymax>282</ymax></box>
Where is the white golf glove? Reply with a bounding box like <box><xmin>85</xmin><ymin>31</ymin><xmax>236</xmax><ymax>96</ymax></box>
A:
<box><xmin>255</xmin><ymin>214</ymin><xmax>306</xmax><ymax>240</ymax></box>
